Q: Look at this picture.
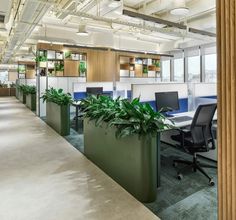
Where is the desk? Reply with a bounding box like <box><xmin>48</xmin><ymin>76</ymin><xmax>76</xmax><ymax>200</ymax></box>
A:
<box><xmin>171</xmin><ymin>111</ymin><xmax>217</xmax><ymax>128</ymax></box>
<box><xmin>162</xmin><ymin>111</ymin><xmax>217</xmax><ymax>162</ymax></box>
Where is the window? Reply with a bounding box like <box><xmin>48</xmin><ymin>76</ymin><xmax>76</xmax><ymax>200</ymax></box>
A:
<box><xmin>187</xmin><ymin>56</ymin><xmax>200</xmax><ymax>82</ymax></box>
<box><xmin>162</xmin><ymin>60</ymin><xmax>170</xmax><ymax>82</ymax></box>
<box><xmin>205</xmin><ymin>54</ymin><xmax>217</xmax><ymax>82</ymax></box>
<box><xmin>174</xmin><ymin>58</ymin><xmax>184</xmax><ymax>82</ymax></box>
<box><xmin>0</xmin><ymin>70</ymin><xmax>8</xmax><ymax>83</ymax></box>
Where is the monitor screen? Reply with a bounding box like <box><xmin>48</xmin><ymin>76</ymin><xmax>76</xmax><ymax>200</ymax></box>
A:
<box><xmin>155</xmin><ymin>91</ymin><xmax>180</xmax><ymax>112</ymax></box>
<box><xmin>86</xmin><ymin>87</ymin><xmax>103</xmax><ymax>96</ymax></box>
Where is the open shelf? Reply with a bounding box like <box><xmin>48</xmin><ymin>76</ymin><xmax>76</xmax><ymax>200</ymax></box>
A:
<box><xmin>119</xmin><ymin>55</ymin><xmax>161</xmax><ymax>78</ymax></box>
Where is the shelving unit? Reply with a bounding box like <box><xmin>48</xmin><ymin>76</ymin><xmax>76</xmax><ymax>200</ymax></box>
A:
<box><xmin>36</xmin><ymin>49</ymin><xmax>87</xmax><ymax>77</ymax></box>
<box><xmin>119</xmin><ymin>55</ymin><xmax>161</xmax><ymax>78</ymax></box>
<box><xmin>18</xmin><ymin>61</ymin><xmax>36</xmax><ymax>79</ymax></box>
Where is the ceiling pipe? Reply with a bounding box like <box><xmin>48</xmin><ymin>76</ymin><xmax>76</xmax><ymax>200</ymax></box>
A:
<box><xmin>2</xmin><ymin>0</ymin><xmax>53</xmax><ymax>63</ymax></box>
<box><xmin>122</xmin><ymin>9</ymin><xmax>216</xmax><ymax>38</ymax></box>
<box><xmin>59</xmin><ymin>8</ymin><xmax>214</xmax><ymax>42</ymax></box>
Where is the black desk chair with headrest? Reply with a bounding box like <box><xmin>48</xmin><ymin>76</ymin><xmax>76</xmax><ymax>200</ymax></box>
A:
<box><xmin>171</xmin><ymin>103</ymin><xmax>217</xmax><ymax>186</ymax></box>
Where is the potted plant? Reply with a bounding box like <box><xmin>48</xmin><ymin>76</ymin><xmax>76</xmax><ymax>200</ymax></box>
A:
<box><xmin>80</xmin><ymin>95</ymin><xmax>172</xmax><ymax>202</ymax></box>
<box><xmin>64</xmin><ymin>51</ymin><xmax>72</xmax><ymax>59</ymax></box>
<box><xmin>55</xmin><ymin>63</ymin><xmax>64</xmax><ymax>76</ymax></box>
<box><xmin>17</xmin><ymin>85</ymin><xmax>27</xmax><ymax>103</ymax></box>
<box><xmin>79</xmin><ymin>61</ymin><xmax>87</xmax><ymax>77</ymax></box>
<box><xmin>41</xmin><ymin>88</ymin><xmax>72</xmax><ymax>136</ymax></box>
<box><xmin>35</xmin><ymin>51</ymin><xmax>48</xmax><ymax>68</ymax></box>
<box><xmin>143</xmin><ymin>66</ymin><xmax>148</xmax><ymax>75</ymax></box>
<box><xmin>25</xmin><ymin>85</ymin><xmax>36</xmax><ymax>111</ymax></box>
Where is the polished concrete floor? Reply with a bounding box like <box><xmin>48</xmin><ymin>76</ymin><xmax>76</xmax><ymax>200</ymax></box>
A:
<box><xmin>0</xmin><ymin>97</ymin><xmax>159</xmax><ymax>220</ymax></box>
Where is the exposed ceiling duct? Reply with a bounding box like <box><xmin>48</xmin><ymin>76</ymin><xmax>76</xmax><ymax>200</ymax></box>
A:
<box><xmin>1</xmin><ymin>0</ymin><xmax>53</xmax><ymax>63</ymax></box>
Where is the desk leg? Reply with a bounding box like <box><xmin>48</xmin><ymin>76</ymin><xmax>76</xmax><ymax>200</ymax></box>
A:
<box><xmin>157</xmin><ymin>133</ymin><xmax>161</xmax><ymax>188</ymax></box>
<box><xmin>75</xmin><ymin>106</ymin><xmax>79</xmax><ymax>131</ymax></box>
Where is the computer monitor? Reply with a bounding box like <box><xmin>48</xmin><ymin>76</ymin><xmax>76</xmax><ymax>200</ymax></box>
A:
<box><xmin>86</xmin><ymin>87</ymin><xmax>103</xmax><ymax>96</ymax></box>
<box><xmin>155</xmin><ymin>91</ymin><xmax>180</xmax><ymax>112</ymax></box>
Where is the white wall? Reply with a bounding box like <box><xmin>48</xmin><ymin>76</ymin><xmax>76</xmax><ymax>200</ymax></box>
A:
<box><xmin>132</xmin><ymin>83</ymin><xmax>188</xmax><ymax>102</ymax></box>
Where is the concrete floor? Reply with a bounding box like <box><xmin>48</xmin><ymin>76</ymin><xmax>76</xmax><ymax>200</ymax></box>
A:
<box><xmin>0</xmin><ymin>97</ymin><xmax>159</xmax><ymax>220</ymax></box>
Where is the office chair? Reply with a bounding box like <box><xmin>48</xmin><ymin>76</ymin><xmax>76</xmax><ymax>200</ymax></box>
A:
<box><xmin>171</xmin><ymin>103</ymin><xmax>217</xmax><ymax>186</ymax></box>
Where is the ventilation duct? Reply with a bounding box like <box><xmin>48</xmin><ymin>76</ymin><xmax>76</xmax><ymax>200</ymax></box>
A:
<box><xmin>93</xmin><ymin>32</ymin><xmax>114</xmax><ymax>47</ymax></box>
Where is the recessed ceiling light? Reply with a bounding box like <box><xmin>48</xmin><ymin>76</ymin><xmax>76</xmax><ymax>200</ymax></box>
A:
<box><xmin>170</xmin><ymin>7</ymin><xmax>189</xmax><ymax>16</ymax></box>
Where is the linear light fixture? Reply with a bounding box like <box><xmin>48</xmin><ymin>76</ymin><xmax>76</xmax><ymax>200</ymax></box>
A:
<box><xmin>122</xmin><ymin>9</ymin><xmax>216</xmax><ymax>38</ymax></box>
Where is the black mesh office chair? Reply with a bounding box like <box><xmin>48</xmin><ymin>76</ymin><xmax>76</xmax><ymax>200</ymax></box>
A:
<box><xmin>171</xmin><ymin>103</ymin><xmax>217</xmax><ymax>186</ymax></box>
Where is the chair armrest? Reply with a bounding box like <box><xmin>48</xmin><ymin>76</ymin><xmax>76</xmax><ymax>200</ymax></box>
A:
<box><xmin>181</xmin><ymin>129</ymin><xmax>191</xmax><ymax>134</ymax></box>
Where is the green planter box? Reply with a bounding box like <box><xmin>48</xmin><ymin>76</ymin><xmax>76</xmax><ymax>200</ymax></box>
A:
<box><xmin>19</xmin><ymin>91</ymin><xmax>26</xmax><ymax>104</ymax></box>
<box><xmin>26</xmin><ymin>94</ymin><xmax>36</xmax><ymax>111</ymax></box>
<box><xmin>84</xmin><ymin>119</ymin><xmax>157</xmax><ymax>203</ymax></box>
<box><xmin>46</xmin><ymin>102</ymin><xmax>70</xmax><ymax>136</ymax></box>
<box><xmin>16</xmin><ymin>87</ymin><xmax>19</xmax><ymax>99</ymax></box>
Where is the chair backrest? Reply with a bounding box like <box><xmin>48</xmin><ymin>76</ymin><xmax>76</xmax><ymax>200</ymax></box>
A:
<box><xmin>190</xmin><ymin>103</ymin><xmax>217</xmax><ymax>146</ymax></box>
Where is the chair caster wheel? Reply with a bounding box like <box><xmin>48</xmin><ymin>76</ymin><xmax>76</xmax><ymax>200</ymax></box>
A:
<box><xmin>173</xmin><ymin>162</ymin><xmax>178</xmax><ymax>167</ymax></box>
<box><xmin>209</xmin><ymin>179</ymin><xmax>215</xmax><ymax>186</ymax></box>
<box><xmin>177</xmin><ymin>173</ymin><xmax>183</xmax><ymax>180</ymax></box>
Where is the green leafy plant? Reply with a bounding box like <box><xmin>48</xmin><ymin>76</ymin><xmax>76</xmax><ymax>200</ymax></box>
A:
<box><xmin>41</xmin><ymin>88</ymin><xmax>73</xmax><ymax>106</ymax></box>
<box><xmin>0</xmin><ymin>83</ymin><xmax>7</xmax><ymax>88</ymax></box>
<box><xmin>55</xmin><ymin>63</ymin><xmax>64</xmax><ymax>72</ymax></box>
<box><xmin>35</xmin><ymin>55</ymin><xmax>47</xmax><ymax>62</ymax></box>
<box><xmin>143</xmin><ymin>66</ymin><xmax>148</xmax><ymax>74</ymax></box>
<box><xmin>64</xmin><ymin>51</ymin><xmax>72</xmax><ymax>59</ymax></box>
<box><xmin>80</xmin><ymin>95</ymin><xmax>173</xmax><ymax>138</ymax></box>
<box><xmin>35</xmin><ymin>50</ymin><xmax>47</xmax><ymax>62</ymax></box>
<box><xmin>79</xmin><ymin>61</ymin><xmax>87</xmax><ymax>75</ymax></box>
<box><xmin>18</xmin><ymin>85</ymin><xmax>36</xmax><ymax>95</ymax></box>
<box><xmin>10</xmin><ymin>82</ymin><xmax>16</xmax><ymax>88</ymax></box>
<box><xmin>155</xmin><ymin>61</ymin><xmax>160</xmax><ymax>68</ymax></box>
<box><xmin>17</xmin><ymin>65</ymin><xmax>26</xmax><ymax>74</ymax></box>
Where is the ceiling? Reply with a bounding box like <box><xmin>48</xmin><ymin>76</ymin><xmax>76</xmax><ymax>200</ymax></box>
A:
<box><xmin>0</xmin><ymin>0</ymin><xmax>216</xmax><ymax>63</ymax></box>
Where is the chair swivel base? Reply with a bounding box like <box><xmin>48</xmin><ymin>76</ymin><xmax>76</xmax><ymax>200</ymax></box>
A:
<box><xmin>173</xmin><ymin>158</ymin><xmax>217</xmax><ymax>186</ymax></box>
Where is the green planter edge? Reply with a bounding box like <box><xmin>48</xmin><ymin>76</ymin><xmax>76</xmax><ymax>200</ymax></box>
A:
<box><xmin>26</xmin><ymin>94</ymin><xmax>36</xmax><ymax>111</ymax></box>
<box><xmin>84</xmin><ymin>118</ymin><xmax>158</xmax><ymax>203</ymax></box>
<box><xmin>46</xmin><ymin>101</ymin><xmax>70</xmax><ymax>136</ymax></box>
<box><xmin>19</xmin><ymin>91</ymin><xmax>26</xmax><ymax>104</ymax></box>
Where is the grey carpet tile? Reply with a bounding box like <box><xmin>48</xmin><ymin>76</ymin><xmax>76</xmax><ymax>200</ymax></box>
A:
<box><xmin>61</xmin><ymin>124</ymin><xmax>217</xmax><ymax>220</ymax></box>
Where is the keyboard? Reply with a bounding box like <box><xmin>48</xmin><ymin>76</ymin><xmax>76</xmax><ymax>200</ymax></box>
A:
<box><xmin>172</xmin><ymin>116</ymin><xmax>193</xmax><ymax>123</ymax></box>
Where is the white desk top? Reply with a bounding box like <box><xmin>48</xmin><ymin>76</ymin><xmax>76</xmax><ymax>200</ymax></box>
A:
<box><xmin>169</xmin><ymin>111</ymin><xmax>217</xmax><ymax>128</ymax></box>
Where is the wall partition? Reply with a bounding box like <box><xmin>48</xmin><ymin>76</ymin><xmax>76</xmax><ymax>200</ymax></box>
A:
<box><xmin>132</xmin><ymin>83</ymin><xmax>188</xmax><ymax>113</ymax></box>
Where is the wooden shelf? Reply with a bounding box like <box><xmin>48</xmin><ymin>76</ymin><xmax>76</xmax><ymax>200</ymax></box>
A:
<box><xmin>120</xmin><ymin>63</ymin><xmax>130</xmax><ymax>70</ymax></box>
<box><xmin>119</xmin><ymin>55</ymin><xmax>161</xmax><ymax>79</ymax></box>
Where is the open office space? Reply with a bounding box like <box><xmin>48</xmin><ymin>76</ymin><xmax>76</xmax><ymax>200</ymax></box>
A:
<box><xmin>0</xmin><ymin>0</ymin><xmax>235</xmax><ymax>220</ymax></box>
